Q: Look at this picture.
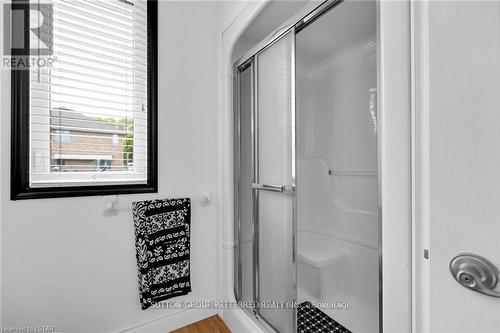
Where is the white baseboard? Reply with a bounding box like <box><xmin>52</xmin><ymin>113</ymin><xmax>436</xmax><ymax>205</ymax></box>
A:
<box><xmin>220</xmin><ymin>308</ymin><xmax>264</xmax><ymax>333</ymax></box>
<box><xmin>118</xmin><ymin>308</ymin><xmax>217</xmax><ymax>333</ymax></box>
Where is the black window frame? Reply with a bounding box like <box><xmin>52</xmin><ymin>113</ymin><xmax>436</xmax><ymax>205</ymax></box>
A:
<box><xmin>11</xmin><ymin>0</ymin><xmax>158</xmax><ymax>200</ymax></box>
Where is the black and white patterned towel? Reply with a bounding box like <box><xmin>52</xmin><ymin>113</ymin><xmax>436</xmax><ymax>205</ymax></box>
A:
<box><xmin>132</xmin><ymin>198</ymin><xmax>191</xmax><ymax>310</ymax></box>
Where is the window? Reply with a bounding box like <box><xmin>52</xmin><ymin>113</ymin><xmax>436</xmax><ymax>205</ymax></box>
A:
<box><xmin>54</xmin><ymin>130</ymin><xmax>71</xmax><ymax>143</ymax></box>
<box><xmin>11</xmin><ymin>0</ymin><xmax>157</xmax><ymax>199</ymax></box>
<box><xmin>93</xmin><ymin>159</ymin><xmax>112</xmax><ymax>171</ymax></box>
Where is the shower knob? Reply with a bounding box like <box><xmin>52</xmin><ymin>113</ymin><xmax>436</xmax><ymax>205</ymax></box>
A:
<box><xmin>449</xmin><ymin>253</ymin><xmax>500</xmax><ymax>298</ymax></box>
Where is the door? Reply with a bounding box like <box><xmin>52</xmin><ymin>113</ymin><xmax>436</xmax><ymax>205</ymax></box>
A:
<box><xmin>234</xmin><ymin>61</ymin><xmax>255</xmax><ymax>306</ymax></box>
<box><xmin>234</xmin><ymin>29</ymin><xmax>296</xmax><ymax>332</ymax></box>
<box><xmin>295</xmin><ymin>1</ymin><xmax>379</xmax><ymax>331</ymax></box>
<box><xmin>254</xmin><ymin>29</ymin><xmax>296</xmax><ymax>332</ymax></box>
<box><xmin>422</xmin><ymin>1</ymin><xmax>500</xmax><ymax>331</ymax></box>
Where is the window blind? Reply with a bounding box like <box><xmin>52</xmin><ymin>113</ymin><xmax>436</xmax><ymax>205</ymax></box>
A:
<box><xmin>29</xmin><ymin>0</ymin><xmax>148</xmax><ymax>187</ymax></box>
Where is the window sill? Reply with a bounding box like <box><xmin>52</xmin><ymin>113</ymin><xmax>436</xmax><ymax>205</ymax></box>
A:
<box><xmin>11</xmin><ymin>183</ymin><xmax>157</xmax><ymax>200</ymax></box>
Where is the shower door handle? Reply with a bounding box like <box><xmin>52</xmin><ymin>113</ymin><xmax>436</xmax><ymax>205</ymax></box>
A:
<box><xmin>252</xmin><ymin>183</ymin><xmax>295</xmax><ymax>193</ymax></box>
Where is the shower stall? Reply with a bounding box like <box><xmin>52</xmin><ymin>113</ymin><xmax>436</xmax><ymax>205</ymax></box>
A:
<box><xmin>234</xmin><ymin>1</ymin><xmax>379</xmax><ymax>332</ymax></box>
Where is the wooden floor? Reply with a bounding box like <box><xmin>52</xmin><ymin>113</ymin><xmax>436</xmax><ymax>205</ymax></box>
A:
<box><xmin>171</xmin><ymin>315</ymin><xmax>231</xmax><ymax>333</ymax></box>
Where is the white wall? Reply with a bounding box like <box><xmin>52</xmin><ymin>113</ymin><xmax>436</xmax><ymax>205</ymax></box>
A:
<box><xmin>217</xmin><ymin>1</ymin><xmax>249</xmax><ymax>33</ymax></box>
<box><xmin>0</xmin><ymin>1</ymin><xmax>234</xmax><ymax>332</ymax></box>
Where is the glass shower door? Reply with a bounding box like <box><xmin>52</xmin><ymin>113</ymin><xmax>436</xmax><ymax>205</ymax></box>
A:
<box><xmin>296</xmin><ymin>1</ymin><xmax>379</xmax><ymax>332</ymax></box>
<box><xmin>254</xmin><ymin>29</ymin><xmax>296</xmax><ymax>333</ymax></box>
<box><xmin>234</xmin><ymin>61</ymin><xmax>255</xmax><ymax>307</ymax></box>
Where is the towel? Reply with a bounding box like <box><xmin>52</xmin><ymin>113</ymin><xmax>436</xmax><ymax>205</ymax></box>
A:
<box><xmin>133</xmin><ymin>198</ymin><xmax>191</xmax><ymax>310</ymax></box>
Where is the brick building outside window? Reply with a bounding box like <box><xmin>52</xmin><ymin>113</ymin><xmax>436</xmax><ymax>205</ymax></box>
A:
<box><xmin>50</xmin><ymin>108</ymin><xmax>132</xmax><ymax>173</ymax></box>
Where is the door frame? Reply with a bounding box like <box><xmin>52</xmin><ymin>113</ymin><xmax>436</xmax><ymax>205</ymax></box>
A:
<box><xmin>410</xmin><ymin>0</ymin><xmax>430</xmax><ymax>332</ymax></box>
<box><xmin>378</xmin><ymin>0</ymin><xmax>413</xmax><ymax>331</ymax></box>
<box><xmin>218</xmin><ymin>0</ymin><xmax>413</xmax><ymax>331</ymax></box>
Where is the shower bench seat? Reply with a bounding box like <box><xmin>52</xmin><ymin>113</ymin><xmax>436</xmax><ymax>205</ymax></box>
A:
<box><xmin>297</xmin><ymin>231</ymin><xmax>349</xmax><ymax>299</ymax></box>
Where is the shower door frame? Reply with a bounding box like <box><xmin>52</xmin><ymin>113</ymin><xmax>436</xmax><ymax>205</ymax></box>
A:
<box><xmin>234</xmin><ymin>1</ymin><xmax>364</xmax><ymax>332</ymax></box>
<box><xmin>230</xmin><ymin>0</ymin><xmax>412</xmax><ymax>332</ymax></box>
<box><xmin>234</xmin><ymin>27</ymin><xmax>298</xmax><ymax>333</ymax></box>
